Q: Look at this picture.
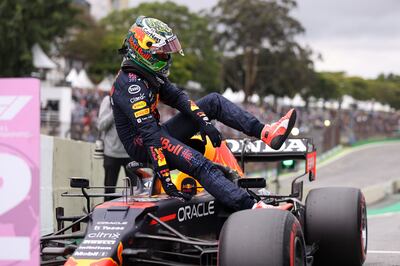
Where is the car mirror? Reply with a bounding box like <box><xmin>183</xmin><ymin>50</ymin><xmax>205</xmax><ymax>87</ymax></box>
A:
<box><xmin>126</xmin><ymin>161</ymin><xmax>145</xmax><ymax>173</ymax></box>
<box><xmin>238</xmin><ymin>178</ymin><xmax>266</xmax><ymax>189</ymax></box>
<box><xmin>291</xmin><ymin>180</ymin><xmax>303</xmax><ymax>200</ymax></box>
<box><xmin>70</xmin><ymin>177</ymin><xmax>89</xmax><ymax>189</ymax></box>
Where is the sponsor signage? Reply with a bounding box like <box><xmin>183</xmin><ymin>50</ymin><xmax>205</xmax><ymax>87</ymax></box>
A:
<box><xmin>177</xmin><ymin>201</ymin><xmax>215</xmax><ymax>222</ymax></box>
<box><xmin>0</xmin><ymin>78</ymin><xmax>40</xmax><ymax>265</ymax></box>
<box><xmin>134</xmin><ymin>108</ymin><xmax>150</xmax><ymax>118</ymax></box>
<box><xmin>226</xmin><ymin>138</ymin><xmax>307</xmax><ymax>154</ymax></box>
<box><xmin>130</xmin><ymin>93</ymin><xmax>146</xmax><ymax>103</ymax></box>
<box><xmin>128</xmin><ymin>84</ymin><xmax>141</xmax><ymax>94</ymax></box>
<box><xmin>74</xmin><ymin>220</ymin><xmax>126</xmax><ymax>258</ymax></box>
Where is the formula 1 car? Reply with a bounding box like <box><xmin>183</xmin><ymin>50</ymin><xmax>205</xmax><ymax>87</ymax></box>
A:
<box><xmin>40</xmin><ymin>137</ymin><xmax>367</xmax><ymax>266</ymax></box>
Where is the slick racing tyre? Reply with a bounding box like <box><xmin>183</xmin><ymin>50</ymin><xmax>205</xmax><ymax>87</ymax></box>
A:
<box><xmin>219</xmin><ymin>209</ymin><xmax>306</xmax><ymax>266</ymax></box>
<box><xmin>305</xmin><ymin>187</ymin><xmax>367</xmax><ymax>265</ymax></box>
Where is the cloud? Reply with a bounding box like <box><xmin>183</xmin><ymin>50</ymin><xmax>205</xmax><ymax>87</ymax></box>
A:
<box><xmin>101</xmin><ymin>0</ymin><xmax>400</xmax><ymax>77</ymax></box>
<box><xmin>292</xmin><ymin>0</ymin><xmax>400</xmax><ymax>77</ymax></box>
<box><xmin>293</xmin><ymin>0</ymin><xmax>400</xmax><ymax>40</ymax></box>
<box><xmin>174</xmin><ymin>0</ymin><xmax>400</xmax><ymax>77</ymax></box>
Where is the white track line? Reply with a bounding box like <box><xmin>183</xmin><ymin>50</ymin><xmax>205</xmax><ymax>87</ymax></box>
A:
<box><xmin>368</xmin><ymin>212</ymin><xmax>399</xmax><ymax>218</ymax></box>
<box><xmin>368</xmin><ymin>250</ymin><xmax>400</xmax><ymax>254</ymax></box>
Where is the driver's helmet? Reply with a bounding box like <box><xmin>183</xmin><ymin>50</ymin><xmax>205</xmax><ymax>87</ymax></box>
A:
<box><xmin>124</xmin><ymin>16</ymin><xmax>184</xmax><ymax>76</ymax></box>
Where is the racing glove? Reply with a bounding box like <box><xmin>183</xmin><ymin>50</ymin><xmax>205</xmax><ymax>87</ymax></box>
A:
<box><xmin>189</xmin><ymin>101</ymin><xmax>222</xmax><ymax>147</ymax></box>
<box><xmin>199</xmin><ymin>121</ymin><xmax>222</xmax><ymax>148</ymax></box>
<box><xmin>148</xmin><ymin>146</ymin><xmax>192</xmax><ymax>201</ymax></box>
<box><xmin>158</xmin><ymin>172</ymin><xmax>192</xmax><ymax>201</ymax></box>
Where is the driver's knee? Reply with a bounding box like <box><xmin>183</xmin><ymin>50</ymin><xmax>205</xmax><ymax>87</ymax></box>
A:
<box><xmin>196</xmin><ymin>92</ymin><xmax>223</xmax><ymax>119</ymax></box>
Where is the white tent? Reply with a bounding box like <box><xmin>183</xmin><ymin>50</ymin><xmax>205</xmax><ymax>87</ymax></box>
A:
<box><xmin>222</xmin><ymin>88</ymin><xmax>244</xmax><ymax>103</ymax></box>
<box><xmin>249</xmin><ymin>94</ymin><xmax>260</xmax><ymax>103</ymax></box>
<box><xmin>341</xmin><ymin>95</ymin><xmax>356</xmax><ymax>110</ymax></box>
<box><xmin>97</xmin><ymin>76</ymin><xmax>114</xmax><ymax>92</ymax></box>
<box><xmin>291</xmin><ymin>94</ymin><xmax>306</xmax><ymax>107</ymax></box>
<box><xmin>65</xmin><ymin>68</ymin><xmax>78</xmax><ymax>83</ymax></box>
<box><xmin>278</xmin><ymin>96</ymin><xmax>292</xmax><ymax>107</ymax></box>
<box><xmin>32</xmin><ymin>43</ymin><xmax>56</xmax><ymax>69</ymax></box>
<box><xmin>186</xmin><ymin>80</ymin><xmax>202</xmax><ymax>91</ymax></box>
<box><xmin>222</xmin><ymin>88</ymin><xmax>263</xmax><ymax>104</ymax></box>
<box><xmin>263</xmin><ymin>95</ymin><xmax>275</xmax><ymax>105</ymax></box>
<box><xmin>72</xmin><ymin>69</ymin><xmax>94</xmax><ymax>89</ymax></box>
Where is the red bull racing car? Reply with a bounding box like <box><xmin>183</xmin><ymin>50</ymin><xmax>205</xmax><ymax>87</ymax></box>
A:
<box><xmin>40</xmin><ymin>137</ymin><xmax>367</xmax><ymax>266</ymax></box>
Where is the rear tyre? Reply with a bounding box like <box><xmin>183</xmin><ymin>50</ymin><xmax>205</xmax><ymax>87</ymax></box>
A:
<box><xmin>219</xmin><ymin>209</ymin><xmax>306</xmax><ymax>266</ymax></box>
<box><xmin>305</xmin><ymin>187</ymin><xmax>367</xmax><ymax>265</ymax></box>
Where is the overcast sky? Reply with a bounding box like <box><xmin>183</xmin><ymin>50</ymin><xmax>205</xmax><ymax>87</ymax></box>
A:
<box><xmin>90</xmin><ymin>0</ymin><xmax>400</xmax><ymax>78</ymax></box>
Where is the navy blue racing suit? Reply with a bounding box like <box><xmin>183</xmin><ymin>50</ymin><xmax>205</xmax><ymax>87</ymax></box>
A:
<box><xmin>110</xmin><ymin>62</ymin><xmax>264</xmax><ymax>210</ymax></box>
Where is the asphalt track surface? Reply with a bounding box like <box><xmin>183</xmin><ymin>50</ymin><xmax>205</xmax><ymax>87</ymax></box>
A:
<box><xmin>305</xmin><ymin>141</ymin><xmax>400</xmax><ymax>190</ymax></box>
<box><xmin>285</xmin><ymin>142</ymin><xmax>400</xmax><ymax>265</ymax></box>
<box><xmin>366</xmin><ymin>194</ymin><xmax>400</xmax><ymax>266</ymax></box>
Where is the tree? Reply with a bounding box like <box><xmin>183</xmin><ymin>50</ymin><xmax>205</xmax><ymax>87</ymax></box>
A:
<box><xmin>369</xmin><ymin>78</ymin><xmax>400</xmax><ymax>110</ymax></box>
<box><xmin>0</xmin><ymin>0</ymin><xmax>77</xmax><ymax>76</ymax></box>
<box><xmin>66</xmin><ymin>1</ymin><xmax>221</xmax><ymax>91</ymax></box>
<box><xmin>257</xmin><ymin>43</ymin><xmax>314</xmax><ymax>104</ymax></box>
<box><xmin>377</xmin><ymin>73</ymin><xmax>400</xmax><ymax>83</ymax></box>
<box><xmin>306</xmin><ymin>72</ymin><xmax>400</xmax><ymax>110</ymax></box>
<box><xmin>212</xmin><ymin>0</ymin><xmax>309</xmax><ymax>102</ymax></box>
<box><xmin>345</xmin><ymin>76</ymin><xmax>370</xmax><ymax>101</ymax></box>
<box><xmin>313</xmin><ymin>72</ymin><xmax>344</xmax><ymax>101</ymax></box>
<box><xmin>223</xmin><ymin>43</ymin><xmax>314</xmax><ymax>107</ymax></box>
<box><xmin>63</xmin><ymin>15</ymin><xmax>121</xmax><ymax>82</ymax></box>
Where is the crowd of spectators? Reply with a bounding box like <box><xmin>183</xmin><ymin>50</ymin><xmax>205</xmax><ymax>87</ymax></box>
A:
<box><xmin>70</xmin><ymin>88</ymin><xmax>106</xmax><ymax>141</ymax></box>
<box><xmin>215</xmin><ymin>101</ymin><xmax>400</xmax><ymax>152</ymax></box>
<box><xmin>68</xmin><ymin>88</ymin><xmax>178</xmax><ymax>142</ymax></box>
<box><xmin>42</xmin><ymin>89</ymin><xmax>400</xmax><ymax>153</ymax></box>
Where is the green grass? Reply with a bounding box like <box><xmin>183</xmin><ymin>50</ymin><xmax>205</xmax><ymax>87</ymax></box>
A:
<box><xmin>351</xmin><ymin>137</ymin><xmax>400</xmax><ymax>147</ymax></box>
<box><xmin>368</xmin><ymin>202</ymin><xmax>400</xmax><ymax>216</ymax></box>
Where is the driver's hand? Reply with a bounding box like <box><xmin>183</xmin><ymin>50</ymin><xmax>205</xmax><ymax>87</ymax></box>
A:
<box><xmin>159</xmin><ymin>173</ymin><xmax>192</xmax><ymax>201</ymax></box>
<box><xmin>200</xmin><ymin>123</ymin><xmax>222</xmax><ymax>147</ymax></box>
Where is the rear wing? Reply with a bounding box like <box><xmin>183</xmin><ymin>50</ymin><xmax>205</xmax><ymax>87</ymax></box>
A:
<box><xmin>226</xmin><ymin>138</ymin><xmax>314</xmax><ymax>161</ymax></box>
<box><xmin>226</xmin><ymin>138</ymin><xmax>316</xmax><ymax>180</ymax></box>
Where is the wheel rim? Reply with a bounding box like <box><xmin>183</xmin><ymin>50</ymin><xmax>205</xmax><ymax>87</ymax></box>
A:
<box><xmin>360</xmin><ymin>198</ymin><xmax>368</xmax><ymax>257</ymax></box>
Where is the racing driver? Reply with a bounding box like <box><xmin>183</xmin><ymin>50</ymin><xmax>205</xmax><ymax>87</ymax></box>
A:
<box><xmin>110</xmin><ymin>16</ymin><xmax>297</xmax><ymax>210</ymax></box>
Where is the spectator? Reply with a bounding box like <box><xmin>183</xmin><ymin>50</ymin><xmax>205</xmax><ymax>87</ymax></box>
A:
<box><xmin>98</xmin><ymin>95</ymin><xmax>136</xmax><ymax>201</ymax></box>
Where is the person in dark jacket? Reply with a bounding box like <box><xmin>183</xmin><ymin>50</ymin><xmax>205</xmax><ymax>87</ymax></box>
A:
<box><xmin>110</xmin><ymin>16</ymin><xmax>296</xmax><ymax>210</ymax></box>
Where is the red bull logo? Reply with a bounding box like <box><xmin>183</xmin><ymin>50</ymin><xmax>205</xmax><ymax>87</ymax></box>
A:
<box><xmin>150</xmin><ymin>146</ymin><xmax>167</xmax><ymax>167</ymax></box>
<box><xmin>160</xmin><ymin>137</ymin><xmax>183</xmax><ymax>155</ymax></box>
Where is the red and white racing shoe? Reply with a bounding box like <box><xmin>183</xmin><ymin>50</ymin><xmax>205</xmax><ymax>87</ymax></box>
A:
<box><xmin>252</xmin><ymin>201</ymin><xmax>294</xmax><ymax>210</ymax></box>
<box><xmin>252</xmin><ymin>201</ymin><xmax>277</xmax><ymax>209</ymax></box>
<box><xmin>261</xmin><ymin>108</ymin><xmax>297</xmax><ymax>150</ymax></box>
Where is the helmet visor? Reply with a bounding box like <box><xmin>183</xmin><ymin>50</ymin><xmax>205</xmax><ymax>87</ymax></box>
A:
<box><xmin>151</xmin><ymin>36</ymin><xmax>184</xmax><ymax>55</ymax></box>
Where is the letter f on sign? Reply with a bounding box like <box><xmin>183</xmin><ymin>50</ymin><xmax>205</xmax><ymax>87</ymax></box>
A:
<box><xmin>0</xmin><ymin>96</ymin><xmax>32</xmax><ymax>120</ymax></box>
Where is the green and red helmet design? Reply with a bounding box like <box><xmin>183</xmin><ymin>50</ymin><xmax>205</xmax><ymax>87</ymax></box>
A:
<box><xmin>125</xmin><ymin>16</ymin><xmax>184</xmax><ymax>75</ymax></box>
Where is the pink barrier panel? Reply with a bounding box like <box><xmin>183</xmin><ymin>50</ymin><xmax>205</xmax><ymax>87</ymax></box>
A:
<box><xmin>0</xmin><ymin>78</ymin><xmax>40</xmax><ymax>265</ymax></box>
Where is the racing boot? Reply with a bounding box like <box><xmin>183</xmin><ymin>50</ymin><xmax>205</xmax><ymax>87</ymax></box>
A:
<box><xmin>252</xmin><ymin>201</ymin><xmax>294</xmax><ymax>210</ymax></box>
<box><xmin>261</xmin><ymin>108</ymin><xmax>297</xmax><ymax>150</ymax></box>
<box><xmin>252</xmin><ymin>201</ymin><xmax>277</xmax><ymax>209</ymax></box>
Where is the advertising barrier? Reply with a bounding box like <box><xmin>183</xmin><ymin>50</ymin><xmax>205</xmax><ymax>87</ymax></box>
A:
<box><xmin>0</xmin><ymin>78</ymin><xmax>40</xmax><ymax>265</ymax></box>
